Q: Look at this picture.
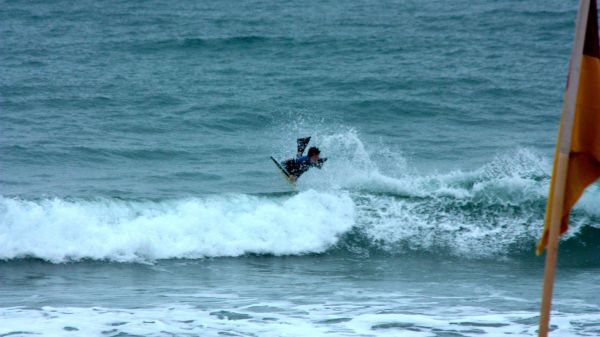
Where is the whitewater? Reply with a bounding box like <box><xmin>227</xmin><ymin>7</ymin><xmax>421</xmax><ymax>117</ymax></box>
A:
<box><xmin>2</xmin><ymin>133</ymin><xmax>598</xmax><ymax>263</ymax></box>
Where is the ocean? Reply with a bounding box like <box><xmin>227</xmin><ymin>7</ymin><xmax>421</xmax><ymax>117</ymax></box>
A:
<box><xmin>1</xmin><ymin>0</ymin><xmax>599</xmax><ymax>336</ymax></box>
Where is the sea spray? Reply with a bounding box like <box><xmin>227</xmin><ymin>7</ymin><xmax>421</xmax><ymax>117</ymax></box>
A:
<box><xmin>297</xmin><ymin>132</ymin><xmax>598</xmax><ymax>258</ymax></box>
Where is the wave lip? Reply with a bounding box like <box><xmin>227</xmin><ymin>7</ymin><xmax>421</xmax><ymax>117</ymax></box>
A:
<box><xmin>0</xmin><ymin>191</ymin><xmax>355</xmax><ymax>263</ymax></box>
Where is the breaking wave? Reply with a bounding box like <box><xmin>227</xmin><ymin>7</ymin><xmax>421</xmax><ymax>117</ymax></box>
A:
<box><xmin>0</xmin><ymin>191</ymin><xmax>354</xmax><ymax>263</ymax></box>
<box><xmin>1</xmin><ymin>131</ymin><xmax>598</xmax><ymax>264</ymax></box>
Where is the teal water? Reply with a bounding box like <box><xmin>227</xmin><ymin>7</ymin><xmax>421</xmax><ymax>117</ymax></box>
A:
<box><xmin>1</xmin><ymin>0</ymin><xmax>599</xmax><ymax>336</ymax></box>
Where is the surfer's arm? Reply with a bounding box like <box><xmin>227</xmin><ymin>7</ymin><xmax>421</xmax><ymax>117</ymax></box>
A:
<box><xmin>314</xmin><ymin>158</ymin><xmax>327</xmax><ymax>169</ymax></box>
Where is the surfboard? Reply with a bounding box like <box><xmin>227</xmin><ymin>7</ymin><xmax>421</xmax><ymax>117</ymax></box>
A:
<box><xmin>270</xmin><ymin>156</ymin><xmax>296</xmax><ymax>188</ymax></box>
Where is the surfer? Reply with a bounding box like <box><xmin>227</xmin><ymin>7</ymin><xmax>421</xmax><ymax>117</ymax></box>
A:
<box><xmin>281</xmin><ymin>137</ymin><xmax>327</xmax><ymax>181</ymax></box>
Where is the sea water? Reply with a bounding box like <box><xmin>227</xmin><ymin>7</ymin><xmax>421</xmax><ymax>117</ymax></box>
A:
<box><xmin>1</xmin><ymin>0</ymin><xmax>599</xmax><ymax>336</ymax></box>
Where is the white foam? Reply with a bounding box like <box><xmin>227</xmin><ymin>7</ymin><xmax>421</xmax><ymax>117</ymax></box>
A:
<box><xmin>301</xmin><ymin>129</ymin><xmax>421</xmax><ymax>197</ymax></box>
<box><xmin>1</xmin><ymin>300</ymin><xmax>598</xmax><ymax>337</ymax></box>
<box><xmin>306</xmin><ymin>130</ymin><xmax>550</xmax><ymax>202</ymax></box>
<box><xmin>297</xmin><ymin>132</ymin><xmax>596</xmax><ymax>257</ymax></box>
<box><xmin>2</xmin><ymin>130</ymin><xmax>596</xmax><ymax>261</ymax></box>
<box><xmin>0</xmin><ymin>190</ymin><xmax>355</xmax><ymax>263</ymax></box>
<box><xmin>579</xmin><ymin>184</ymin><xmax>600</xmax><ymax>218</ymax></box>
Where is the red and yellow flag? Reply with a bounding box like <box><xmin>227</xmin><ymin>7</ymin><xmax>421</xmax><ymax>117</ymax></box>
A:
<box><xmin>536</xmin><ymin>0</ymin><xmax>600</xmax><ymax>255</ymax></box>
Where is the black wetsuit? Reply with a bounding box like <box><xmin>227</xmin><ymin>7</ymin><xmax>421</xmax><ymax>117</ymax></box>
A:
<box><xmin>281</xmin><ymin>137</ymin><xmax>327</xmax><ymax>178</ymax></box>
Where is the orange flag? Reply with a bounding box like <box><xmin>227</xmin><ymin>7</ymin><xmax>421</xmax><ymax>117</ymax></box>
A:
<box><xmin>536</xmin><ymin>0</ymin><xmax>600</xmax><ymax>255</ymax></box>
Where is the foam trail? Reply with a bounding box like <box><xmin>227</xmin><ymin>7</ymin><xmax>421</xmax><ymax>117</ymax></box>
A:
<box><xmin>0</xmin><ymin>191</ymin><xmax>355</xmax><ymax>263</ymax></box>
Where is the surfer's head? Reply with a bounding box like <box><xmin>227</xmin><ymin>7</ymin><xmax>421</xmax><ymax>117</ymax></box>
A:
<box><xmin>307</xmin><ymin>147</ymin><xmax>321</xmax><ymax>162</ymax></box>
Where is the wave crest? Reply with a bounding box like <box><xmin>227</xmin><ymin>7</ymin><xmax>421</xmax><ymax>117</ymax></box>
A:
<box><xmin>0</xmin><ymin>191</ymin><xmax>354</xmax><ymax>263</ymax></box>
<box><xmin>2</xmin><ymin>131</ymin><xmax>599</xmax><ymax>263</ymax></box>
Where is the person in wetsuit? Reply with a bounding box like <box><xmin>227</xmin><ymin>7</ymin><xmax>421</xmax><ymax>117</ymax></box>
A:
<box><xmin>282</xmin><ymin>137</ymin><xmax>327</xmax><ymax>181</ymax></box>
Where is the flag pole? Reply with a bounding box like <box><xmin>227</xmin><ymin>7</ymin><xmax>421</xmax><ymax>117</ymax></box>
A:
<box><xmin>538</xmin><ymin>152</ymin><xmax>568</xmax><ymax>337</ymax></box>
<box><xmin>538</xmin><ymin>0</ymin><xmax>590</xmax><ymax>336</ymax></box>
